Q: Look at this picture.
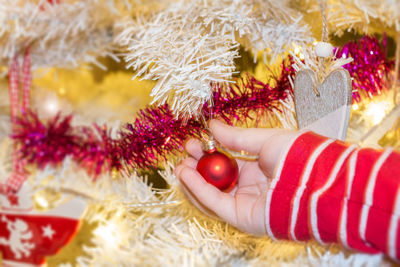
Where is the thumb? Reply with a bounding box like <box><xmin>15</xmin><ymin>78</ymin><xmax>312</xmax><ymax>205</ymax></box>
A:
<box><xmin>209</xmin><ymin>120</ymin><xmax>300</xmax><ymax>177</ymax></box>
<box><xmin>209</xmin><ymin>120</ymin><xmax>287</xmax><ymax>155</ymax></box>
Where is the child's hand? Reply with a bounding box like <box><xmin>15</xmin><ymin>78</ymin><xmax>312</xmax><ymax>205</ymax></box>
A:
<box><xmin>175</xmin><ymin>120</ymin><xmax>298</xmax><ymax>236</ymax></box>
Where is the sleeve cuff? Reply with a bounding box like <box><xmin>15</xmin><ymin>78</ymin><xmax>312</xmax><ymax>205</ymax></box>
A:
<box><xmin>265</xmin><ymin>131</ymin><xmax>353</xmax><ymax>242</ymax></box>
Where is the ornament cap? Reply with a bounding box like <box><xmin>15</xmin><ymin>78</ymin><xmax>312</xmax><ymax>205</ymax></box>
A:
<box><xmin>202</xmin><ymin>139</ymin><xmax>217</xmax><ymax>153</ymax></box>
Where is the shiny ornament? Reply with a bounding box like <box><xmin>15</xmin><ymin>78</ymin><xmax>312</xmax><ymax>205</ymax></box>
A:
<box><xmin>196</xmin><ymin>141</ymin><xmax>238</xmax><ymax>190</ymax></box>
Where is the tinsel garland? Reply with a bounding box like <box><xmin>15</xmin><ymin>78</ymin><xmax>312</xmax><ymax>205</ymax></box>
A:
<box><xmin>335</xmin><ymin>35</ymin><xmax>394</xmax><ymax>101</ymax></box>
<box><xmin>14</xmin><ymin>114</ymin><xmax>123</xmax><ymax>177</ymax></box>
<box><xmin>13</xmin><ymin>36</ymin><xmax>394</xmax><ymax>176</ymax></box>
<box><xmin>14</xmin><ymin>60</ymin><xmax>293</xmax><ymax>175</ymax></box>
<box><xmin>206</xmin><ymin>60</ymin><xmax>293</xmax><ymax>125</ymax></box>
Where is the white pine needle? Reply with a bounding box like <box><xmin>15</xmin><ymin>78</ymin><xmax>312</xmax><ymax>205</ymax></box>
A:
<box><xmin>117</xmin><ymin>0</ymin><xmax>313</xmax><ymax>117</ymax></box>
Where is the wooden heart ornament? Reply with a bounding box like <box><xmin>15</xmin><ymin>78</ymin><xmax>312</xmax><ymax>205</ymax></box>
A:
<box><xmin>294</xmin><ymin>69</ymin><xmax>352</xmax><ymax>141</ymax></box>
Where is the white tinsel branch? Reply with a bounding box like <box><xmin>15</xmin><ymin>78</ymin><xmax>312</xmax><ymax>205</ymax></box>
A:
<box><xmin>0</xmin><ymin>0</ymin><xmax>126</xmax><ymax>68</ymax></box>
<box><xmin>290</xmin><ymin>44</ymin><xmax>353</xmax><ymax>84</ymax></box>
<box><xmin>117</xmin><ymin>0</ymin><xmax>313</xmax><ymax>117</ymax></box>
<box><xmin>326</xmin><ymin>0</ymin><xmax>400</xmax><ymax>35</ymax></box>
<box><xmin>0</xmin><ymin>133</ymin><xmax>391</xmax><ymax>266</ymax></box>
<box><xmin>70</xmin><ymin>162</ymin><xmax>389</xmax><ymax>267</ymax></box>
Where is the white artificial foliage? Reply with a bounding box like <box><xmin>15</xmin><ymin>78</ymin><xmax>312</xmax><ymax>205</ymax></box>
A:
<box><xmin>117</xmin><ymin>0</ymin><xmax>313</xmax><ymax>117</ymax></box>
<box><xmin>30</xmin><ymin>158</ymin><xmax>171</xmax><ymax>208</ymax></box>
<box><xmin>0</xmin><ymin>1</ymin><xmax>395</xmax><ymax>264</ymax></box>
<box><xmin>0</xmin><ymin>113</ymin><xmax>391</xmax><ymax>267</ymax></box>
<box><xmin>0</xmin><ymin>0</ymin><xmax>123</xmax><ymax>69</ymax></box>
<box><xmin>290</xmin><ymin>45</ymin><xmax>353</xmax><ymax>78</ymax></box>
<box><xmin>274</xmin><ymin>93</ymin><xmax>298</xmax><ymax>130</ymax></box>
<box><xmin>118</xmin><ymin>11</ymin><xmax>239</xmax><ymax>117</ymax></box>
<box><xmin>326</xmin><ymin>0</ymin><xmax>400</xmax><ymax>34</ymax></box>
<box><xmin>46</xmin><ymin>162</ymin><xmax>387</xmax><ymax>267</ymax></box>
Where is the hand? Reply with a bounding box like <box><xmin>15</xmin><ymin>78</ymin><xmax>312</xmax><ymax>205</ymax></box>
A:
<box><xmin>175</xmin><ymin>120</ymin><xmax>298</xmax><ymax>236</ymax></box>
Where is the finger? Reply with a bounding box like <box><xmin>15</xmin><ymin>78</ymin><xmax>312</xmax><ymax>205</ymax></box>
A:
<box><xmin>177</xmin><ymin>165</ymin><xmax>237</xmax><ymax>225</ymax></box>
<box><xmin>209</xmin><ymin>120</ymin><xmax>287</xmax><ymax>155</ymax></box>
<box><xmin>175</xmin><ymin>162</ymin><xmax>218</xmax><ymax>218</ymax></box>
<box><xmin>179</xmin><ymin>180</ymin><xmax>219</xmax><ymax>219</ymax></box>
<box><xmin>175</xmin><ymin>157</ymin><xmax>197</xmax><ymax>178</ymax></box>
<box><xmin>180</xmin><ymin>157</ymin><xmax>198</xmax><ymax>169</ymax></box>
<box><xmin>185</xmin><ymin>138</ymin><xmax>203</xmax><ymax>160</ymax></box>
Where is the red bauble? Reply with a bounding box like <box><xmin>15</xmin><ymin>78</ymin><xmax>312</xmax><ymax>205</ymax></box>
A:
<box><xmin>196</xmin><ymin>149</ymin><xmax>239</xmax><ymax>190</ymax></box>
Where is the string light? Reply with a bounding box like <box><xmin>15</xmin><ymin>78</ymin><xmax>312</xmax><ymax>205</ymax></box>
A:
<box><xmin>93</xmin><ymin>209</ymin><xmax>126</xmax><ymax>248</ymax></box>
<box><xmin>365</xmin><ymin>101</ymin><xmax>393</xmax><ymax>125</ymax></box>
<box><xmin>58</xmin><ymin>87</ymin><xmax>66</xmax><ymax>95</ymax></box>
<box><xmin>34</xmin><ymin>194</ymin><xmax>49</xmax><ymax>209</ymax></box>
<box><xmin>93</xmin><ymin>221</ymin><xmax>124</xmax><ymax>247</ymax></box>
<box><xmin>292</xmin><ymin>43</ymin><xmax>304</xmax><ymax>60</ymax></box>
<box><xmin>44</xmin><ymin>100</ymin><xmax>59</xmax><ymax>115</ymax></box>
<box><xmin>41</xmin><ymin>93</ymin><xmax>60</xmax><ymax>117</ymax></box>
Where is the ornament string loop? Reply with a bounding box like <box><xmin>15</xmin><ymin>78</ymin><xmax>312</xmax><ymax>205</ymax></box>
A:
<box><xmin>220</xmin><ymin>147</ymin><xmax>259</xmax><ymax>161</ymax></box>
<box><xmin>317</xmin><ymin>0</ymin><xmax>329</xmax><ymax>43</ymax></box>
<box><xmin>313</xmin><ymin>0</ymin><xmax>330</xmax><ymax>97</ymax></box>
<box><xmin>199</xmin><ymin>114</ymin><xmax>217</xmax><ymax>152</ymax></box>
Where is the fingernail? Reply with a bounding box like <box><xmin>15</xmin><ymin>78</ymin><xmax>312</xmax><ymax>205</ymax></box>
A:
<box><xmin>176</xmin><ymin>166</ymin><xmax>190</xmax><ymax>188</ymax></box>
<box><xmin>209</xmin><ymin>119</ymin><xmax>224</xmax><ymax>129</ymax></box>
<box><xmin>184</xmin><ymin>138</ymin><xmax>193</xmax><ymax>147</ymax></box>
<box><xmin>185</xmin><ymin>138</ymin><xmax>196</xmax><ymax>148</ymax></box>
<box><xmin>174</xmin><ymin>165</ymin><xmax>184</xmax><ymax>177</ymax></box>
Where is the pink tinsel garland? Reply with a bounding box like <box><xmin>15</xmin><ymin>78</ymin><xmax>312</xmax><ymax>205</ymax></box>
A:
<box><xmin>335</xmin><ymin>35</ymin><xmax>394</xmax><ymax>102</ymax></box>
<box><xmin>13</xmin><ymin>36</ymin><xmax>395</xmax><ymax>176</ymax></box>
<box><xmin>13</xmin><ymin>60</ymin><xmax>294</xmax><ymax>175</ymax></box>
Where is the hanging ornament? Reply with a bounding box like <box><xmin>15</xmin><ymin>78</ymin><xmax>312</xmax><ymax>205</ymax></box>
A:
<box><xmin>294</xmin><ymin>67</ymin><xmax>352</xmax><ymax>140</ymax></box>
<box><xmin>196</xmin><ymin>139</ymin><xmax>238</xmax><ymax>190</ymax></box>
<box><xmin>293</xmin><ymin>0</ymin><xmax>352</xmax><ymax>141</ymax></box>
<box><xmin>0</xmin><ymin>183</ymin><xmax>86</xmax><ymax>267</ymax></box>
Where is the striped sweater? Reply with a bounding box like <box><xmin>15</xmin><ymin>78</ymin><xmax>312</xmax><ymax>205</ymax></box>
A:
<box><xmin>265</xmin><ymin>131</ymin><xmax>400</xmax><ymax>261</ymax></box>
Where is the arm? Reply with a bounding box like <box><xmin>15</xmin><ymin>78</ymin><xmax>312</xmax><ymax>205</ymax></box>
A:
<box><xmin>269</xmin><ymin>131</ymin><xmax>400</xmax><ymax>259</ymax></box>
<box><xmin>176</xmin><ymin>120</ymin><xmax>400</xmax><ymax>261</ymax></box>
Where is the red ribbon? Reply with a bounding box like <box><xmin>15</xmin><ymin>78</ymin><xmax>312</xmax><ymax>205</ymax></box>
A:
<box><xmin>1</xmin><ymin>48</ymin><xmax>32</xmax><ymax>197</ymax></box>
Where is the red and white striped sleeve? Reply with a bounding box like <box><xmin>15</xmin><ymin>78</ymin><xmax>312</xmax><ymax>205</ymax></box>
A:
<box><xmin>265</xmin><ymin>131</ymin><xmax>400</xmax><ymax>261</ymax></box>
